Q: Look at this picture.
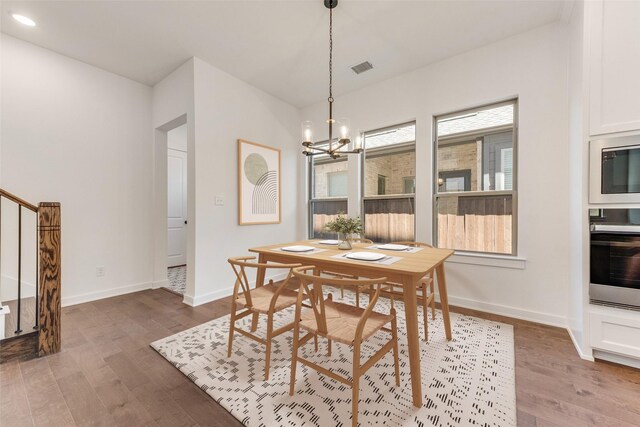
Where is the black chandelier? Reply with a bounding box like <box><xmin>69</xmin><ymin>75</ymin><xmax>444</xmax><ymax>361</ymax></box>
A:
<box><xmin>302</xmin><ymin>0</ymin><xmax>362</xmax><ymax>159</ymax></box>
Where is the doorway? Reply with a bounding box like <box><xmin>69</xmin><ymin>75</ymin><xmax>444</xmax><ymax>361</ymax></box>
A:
<box><xmin>165</xmin><ymin>123</ymin><xmax>188</xmax><ymax>295</ymax></box>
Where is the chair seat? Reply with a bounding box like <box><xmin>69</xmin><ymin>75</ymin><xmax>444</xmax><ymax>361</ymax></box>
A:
<box><xmin>299</xmin><ymin>299</ymin><xmax>393</xmax><ymax>345</ymax></box>
<box><xmin>236</xmin><ymin>284</ymin><xmax>300</xmax><ymax>314</ymax></box>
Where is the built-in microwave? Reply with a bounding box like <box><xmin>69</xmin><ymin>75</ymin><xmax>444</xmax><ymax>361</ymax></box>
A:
<box><xmin>590</xmin><ymin>135</ymin><xmax>640</xmax><ymax>204</ymax></box>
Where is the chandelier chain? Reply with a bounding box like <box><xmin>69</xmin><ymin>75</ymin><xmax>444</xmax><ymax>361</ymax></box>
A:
<box><xmin>328</xmin><ymin>6</ymin><xmax>333</xmax><ymax>102</ymax></box>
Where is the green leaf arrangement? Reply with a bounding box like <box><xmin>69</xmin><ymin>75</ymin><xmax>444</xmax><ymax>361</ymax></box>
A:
<box><xmin>324</xmin><ymin>212</ymin><xmax>363</xmax><ymax>236</ymax></box>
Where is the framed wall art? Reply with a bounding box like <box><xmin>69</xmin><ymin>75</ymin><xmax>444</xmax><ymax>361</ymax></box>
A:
<box><xmin>237</xmin><ymin>139</ymin><xmax>281</xmax><ymax>225</ymax></box>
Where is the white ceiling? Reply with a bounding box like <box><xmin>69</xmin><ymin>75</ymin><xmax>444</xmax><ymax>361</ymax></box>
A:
<box><xmin>1</xmin><ymin>1</ymin><xmax>567</xmax><ymax>107</ymax></box>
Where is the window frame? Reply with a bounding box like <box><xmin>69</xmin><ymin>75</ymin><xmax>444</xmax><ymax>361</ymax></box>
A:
<box><xmin>307</xmin><ymin>141</ymin><xmax>349</xmax><ymax>238</ymax></box>
<box><xmin>360</xmin><ymin>121</ymin><xmax>417</xmax><ymax>242</ymax></box>
<box><xmin>432</xmin><ymin>99</ymin><xmax>519</xmax><ymax>256</ymax></box>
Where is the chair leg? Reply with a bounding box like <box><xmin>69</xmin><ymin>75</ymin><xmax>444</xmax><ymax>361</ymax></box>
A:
<box><xmin>341</xmin><ymin>285</ymin><xmax>344</xmax><ymax>299</ymax></box>
<box><xmin>314</xmin><ymin>333</ymin><xmax>319</xmax><ymax>352</ymax></box>
<box><xmin>391</xmin><ymin>311</ymin><xmax>400</xmax><ymax>387</ymax></box>
<box><xmin>422</xmin><ymin>282</ymin><xmax>429</xmax><ymax>342</ymax></box>
<box><xmin>352</xmin><ymin>345</ymin><xmax>361</xmax><ymax>427</ymax></box>
<box><xmin>355</xmin><ymin>287</ymin><xmax>360</xmax><ymax>308</ymax></box>
<box><xmin>389</xmin><ymin>286</ymin><xmax>395</xmax><ymax>310</ymax></box>
<box><xmin>327</xmin><ymin>338</ymin><xmax>332</xmax><ymax>356</ymax></box>
<box><xmin>430</xmin><ymin>282</ymin><xmax>436</xmax><ymax>320</ymax></box>
<box><xmin>289</xmin><ymin>323</ymin><xmax>299</xmax><ymax>396</ymax></box>
<box><xmin>264</xmin><ymin>312</ymin><xmax>273</xmax><ymax>381</ymax></box>
<box><xmin>251</xmin><ymin>312</ymin><xmax>259</xmax><ymax>332</ymax></box>
<box><xmin>227</xmin><ymin>303</ymin><xmax>236</xmax><ymax>357</ymax></box>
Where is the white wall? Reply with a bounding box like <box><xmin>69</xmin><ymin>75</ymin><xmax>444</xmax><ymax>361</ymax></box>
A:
<box><xmin>189</xmin><ymin>58</ymin><xmax>300</xmax><ymax>305</ymax></box>
<box><xmin>567</xmin><ymin>2</ymin><xmax>593</xmax><ymax>359</ymax></box>
<box><xmin>1</xmin><ymin>34</ymin><xmax>154</xmax><ymax>306</ymax></box>
<box><xmin>300</xmin><ymin>23</ymin><xmax>572</xmax><ymax>326</ymax></box>
<box><xmin>151</xmin><ymin>58</ymin><xmax>301</xmax><ymax>306</ymax></box>
<box><xmin>151</xmin><ymin>59</ymin><xmax>194</xmax><ymax>296</ymax></box>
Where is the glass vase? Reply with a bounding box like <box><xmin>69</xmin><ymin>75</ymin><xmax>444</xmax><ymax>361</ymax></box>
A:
<box><xmin>338</xmin><ymin>233</ymin><xmax>352</xmax><ymax>250</ymax></box>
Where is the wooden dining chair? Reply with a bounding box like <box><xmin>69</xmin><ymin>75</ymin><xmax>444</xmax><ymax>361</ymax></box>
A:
<box><xmin>227</xmin><ymin>256</ymin><xmax>303</xmax><ymax>380</ymax></box>
<box><xmin>383</xmin><ymin>241</ymin><xmax>436</xmax><ymax>341</ymax></box>
<box><xmin>289</xmin><ymin>266</ymin><xmax>400</xmax><ymax>427</ymax></box>
<box><xmin>350</xmin><ymin>237</ymin><xmax>374</xmax><ymax>244</ymax></box>
<box><xmin>324</xmin><ymin>237</ymin><xmax>375</xmax><ymax>305</ymax></box>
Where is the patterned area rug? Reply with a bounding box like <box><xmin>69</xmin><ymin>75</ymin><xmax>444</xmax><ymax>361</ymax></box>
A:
<box><xmin>151</xmin><ymin>292</ymin><xmax>516</xmax><ymax>426</ymax></box>
<box><xmin>166</xmin><ymin>266</ymin><xmax>186</xmax><ymax>295</ymax></box>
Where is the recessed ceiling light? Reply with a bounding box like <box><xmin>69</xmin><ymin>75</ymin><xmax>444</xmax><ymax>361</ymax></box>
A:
<box><xmin>11</xmin><ymin>13</ymin><xmax>36</xmax><ymax>27</ymax></box>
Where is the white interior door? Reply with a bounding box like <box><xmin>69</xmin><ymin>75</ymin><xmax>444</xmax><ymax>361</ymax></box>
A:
<box><xmin>167</xmin><ymin>148</ymin><xmax>187</xmax><ymax>267</ymax></box>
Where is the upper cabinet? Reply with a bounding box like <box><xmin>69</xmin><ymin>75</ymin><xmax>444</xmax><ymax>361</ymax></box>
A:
<box><xmin>589</xmin><ymin>0</ymin><xmax>640</xmax><ymax>136</ymax></box>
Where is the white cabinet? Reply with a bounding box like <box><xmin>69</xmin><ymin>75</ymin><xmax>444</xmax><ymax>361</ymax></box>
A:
<box><xmin>589</xmin><ymin>0</ymin><xmax>640</xmax><ymax>135</ymax></box>
<box><xmin>590</xmin><ymin>305</ymin><xmax>640</xmax><ymax>359</ymax></box>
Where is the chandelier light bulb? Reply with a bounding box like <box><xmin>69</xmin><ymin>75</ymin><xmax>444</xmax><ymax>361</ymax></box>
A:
<box><xmin>302</xmin><ymin>121</ymin><xmax>314</xmax><ymax>144</ymax></box>
<box><xmin>354</xmin><ymin>135</ymin><xmax>362</xmax><ymax>151</ymax></box>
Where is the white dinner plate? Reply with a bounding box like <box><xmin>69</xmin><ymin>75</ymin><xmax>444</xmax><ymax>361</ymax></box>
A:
<box><xmin>345</xmin><ymin>252</ymin><xmax>386</xmax><ymax>261</ymax></box>
<box><xmin>377</xmin><ymin>243</ymin><xmax>410</xmax><ymax>251</ymax></box>
<box><xmin>280</xmin><ymin>245</ymin><xmax>315</xmax><ymax>252</ymax></box>
<box><xmin>317</xmin><ymin>240</ymin><xmax>340</xmax><ymax>245</ymax></box>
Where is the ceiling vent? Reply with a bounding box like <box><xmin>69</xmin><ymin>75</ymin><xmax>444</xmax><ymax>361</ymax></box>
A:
<box><xmin>351</xmin><ymin>61</ymin><xmax>373</xmax><ymax>75</ymax></box>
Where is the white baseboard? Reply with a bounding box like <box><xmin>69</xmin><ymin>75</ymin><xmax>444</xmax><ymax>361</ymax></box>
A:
<box><xmin>152</xmin><ymin>279</ymin><xmax>169</xmax><ymax>290</ymax></box>
<box><xmin>183</xmin><ymin>286</ymin><xmax>234</xmax><ymax>307</ymax></box>
<box><xmin>62</xmin><ymin>282</ymin><xmax>152</xmax><ymax>307</ymax></box>
<box><xmin>567</xmin><ymin>327</ymin><xmax>595</xmax><ymax>361</ymax></box>
<box><xmin>593</xmin><ymin>350</ymin><xmax>640</xmax><ymax>370</ymax></box>
<box><xmin>183</xmin><ymin>272</ymin><xmax>290</xmax><ymax>307</ymax></box>
<box><xmin>439</xmin><ymin>294</ymin><xmax>568</xmax><ymax>329</ymax></box>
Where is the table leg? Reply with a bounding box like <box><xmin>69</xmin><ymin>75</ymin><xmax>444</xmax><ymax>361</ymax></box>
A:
<box><xmin>435</xmin><ymin>264</ymin><xmax>452</xmax><ymax>341</ymax></box>
<box><xmin>402</xmin><ymin>275</ymin><xmax>422</xmax><ymax>408</ymax></box>
<box><xmin>252</xmin><ymin>254</ymin><xmax>267</xmax><ymax>332</ymax></box>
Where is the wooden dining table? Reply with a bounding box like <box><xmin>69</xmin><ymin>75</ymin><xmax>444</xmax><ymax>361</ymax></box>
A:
<box><xmin>248</xmin><ymin>240</ymin><xmax>455</xmax><ymax>408</ymax></box>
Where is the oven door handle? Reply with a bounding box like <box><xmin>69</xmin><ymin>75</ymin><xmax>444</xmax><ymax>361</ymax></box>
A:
<box><xmin>591</xmin><ymin>224</ymin><xmax>640</xmax><ymax>233</ymax></box>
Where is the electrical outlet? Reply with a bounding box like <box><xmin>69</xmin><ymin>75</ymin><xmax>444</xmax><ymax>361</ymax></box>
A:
<box><xmin>96</xmin><ymin>267</ymin><xmax>105</xmax><ymax>277</ymax></box>
<box><xmin>215</xmin><ymin>195</ymin><xmax>224</xmax><ymax>206</ymax></box>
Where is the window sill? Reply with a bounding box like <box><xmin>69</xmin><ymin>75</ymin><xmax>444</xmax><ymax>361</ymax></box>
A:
<box><xmin>447</xmin><ymin>251</ymin><xmax>526</xmax><ymax>270</ymax></box>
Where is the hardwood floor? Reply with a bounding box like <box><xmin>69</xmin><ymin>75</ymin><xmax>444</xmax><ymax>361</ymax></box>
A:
<box><xmin>1</xmin><ymin>288</ymin><xmax>639</xmax><ymax>426</ymax></box>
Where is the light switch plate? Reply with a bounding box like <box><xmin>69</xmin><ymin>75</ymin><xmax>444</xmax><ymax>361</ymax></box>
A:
<box><xmin>215</xmin><ymin>195</ymin><xmax>224</xmax><ymax>206</ymax></box>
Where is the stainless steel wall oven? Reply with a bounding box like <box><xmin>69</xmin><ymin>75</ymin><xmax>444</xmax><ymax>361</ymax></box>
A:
<box><xmin>590</xmin><ymin>209</ymin><xmax>640</xmax><ymax>309</ymax></box>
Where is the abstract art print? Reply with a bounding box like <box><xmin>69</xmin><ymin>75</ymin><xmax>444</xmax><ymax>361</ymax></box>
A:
<box><xmin>238</xmin><ymin>139</ymin><xmax>281</xmax><ymax>225</ymax></box>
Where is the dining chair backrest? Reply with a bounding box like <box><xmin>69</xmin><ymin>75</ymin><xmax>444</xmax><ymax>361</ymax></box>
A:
<box><xmin>351</xmin><ymin>237</ymin><xmax>374</xmax><ymax>244</ymax></box>
<box><xmin>227</xmin><ymin>256</ymin><xmax>301</xmax><ymax>309</ymax></box>
<box><xmin>291</xmin><ymin>266</ymin><xmax>387</xmax><ymax>337</ymax></box>
<box><xmin>392</xmin><ymin>241</ymin><xmax>433</xmax><ymax>248</ymax></box>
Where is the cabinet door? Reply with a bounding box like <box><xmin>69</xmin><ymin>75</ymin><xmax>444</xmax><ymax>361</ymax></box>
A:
<box><xmin>590</xmin><ymin>309</ymin><xmax>640</xmax><ymax>359</ymax></box>
<box><xmin>589</xmin><ymin>0</ymin><xmax>640</xmax><ymax>135</ymax></box>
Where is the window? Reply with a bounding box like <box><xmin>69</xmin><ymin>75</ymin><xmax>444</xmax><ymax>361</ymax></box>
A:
<box><xmin>328</xmin><ymin>171</ymin><xmax>348</xmax><ymax>197</ymax></box>
<box><xmin>403</xmin><ymin>176</ymin><xmax>416</xmax><ymax>194</ymax></box>
<box><xmin>308</xmin><ymin>142</ymin><xmax>348</xmax><ymax>238</ymax></box>
<box><xmin>377</xmin><ymin>175</ymin><xmax>387</xmax><ymax>195</ymax></box>
<box><xmin>434</xmin><ymin>100</ymin><xmax>517</xmax><ymax>255</ymax></box>
<box><xmin>362</xmin><ymin>122</ymin><xmax>416</xmax><ymax>243</ymax></box>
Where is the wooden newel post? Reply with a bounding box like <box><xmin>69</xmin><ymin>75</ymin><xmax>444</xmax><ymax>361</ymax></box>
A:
<box><xmin>38</xmin><ymin>202</ymin><xmax>61</xmax><ymax>356</ymax></box>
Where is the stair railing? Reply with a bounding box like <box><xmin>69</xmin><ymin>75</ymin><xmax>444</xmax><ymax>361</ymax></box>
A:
<box><xmin>0</xmin><ymin>188</ymin><xmax>61</xmax><ymax>357</ymax></box>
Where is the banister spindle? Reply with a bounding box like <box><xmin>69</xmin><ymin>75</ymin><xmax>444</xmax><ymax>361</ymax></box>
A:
<box><xmin>34</xmin><ymin>212</ymin><xmax>39</xmax><ymax>331</ymax></box>
<box><xmin>16</xmin><ymin>205</ymin><xmax>22</xmax><ymax>334</ymax></box>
